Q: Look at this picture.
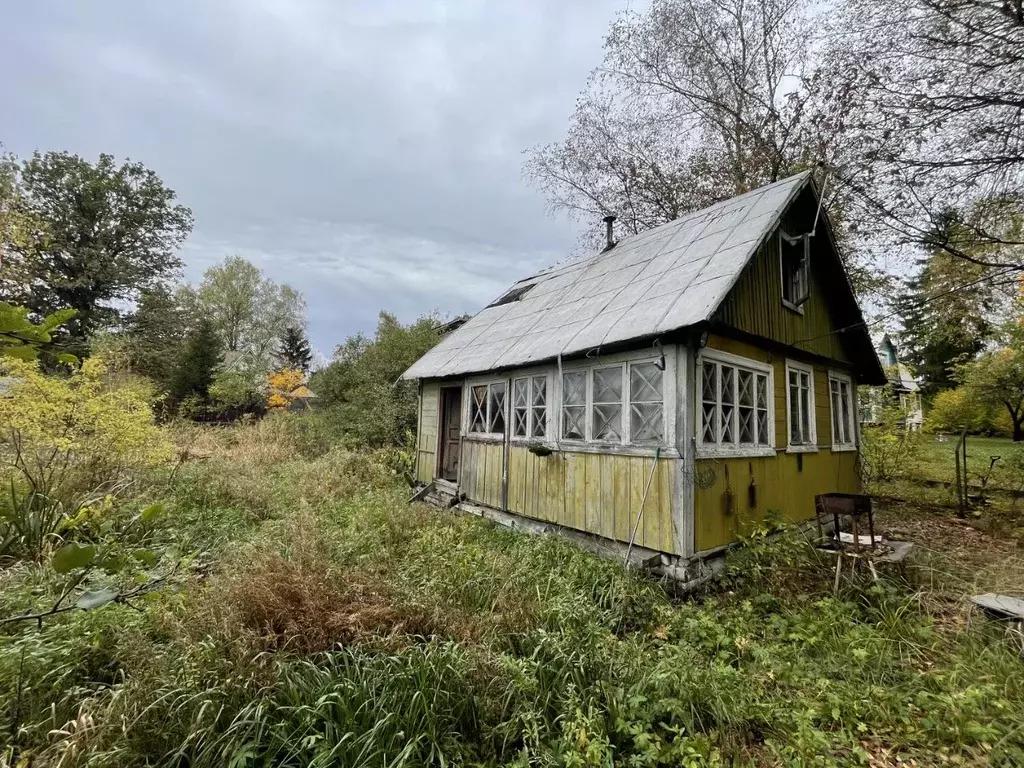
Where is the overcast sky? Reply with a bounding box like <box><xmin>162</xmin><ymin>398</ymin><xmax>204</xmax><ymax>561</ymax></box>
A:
<box><xmin>2</xmin><ymin>0</ymin><xmax>631</xmax><ymax>356</ymax></box>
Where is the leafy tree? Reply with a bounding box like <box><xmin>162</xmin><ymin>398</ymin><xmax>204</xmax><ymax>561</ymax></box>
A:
<box><xmin>169</xmin><ymin>318</ymin><xmax>222</xmax><ymax>403</ymax></box>
<box><xmin>1</xmin><ymin>152</ymin><xmax>193</xmax><ymax>354</ymax></box>
<box><xmin>277</xmin><ymin>326</ymin><xmax>312</xmax><ymax>372</ymax></box>
<box><xmin>0</xmin><ymin>302</ymin><xmax>76</xmax><ymax>362</ymax></box>
<box><xmin>310</xmin><ymin>312</ymin><xmax>442</xmax><ymax>447</ymax></box>
<box><xmin>928</xmin><ymin>387</ymin><xmax>1010</xmax><ymax>436</ymax></box>
<box><xmin>208</xmin><ymin>369</ymin><xmax>266</xmax><ymax>413</ymax></box>
<box><xmin>121</xmin><ymin>286</ymin><xmax>194</xmax><ymax>389</ymax></box>
<box><xmin>194</xmin><ymin>255</ymin><xmax>305</xmax><ymax>370</ymax></box>
<box><xmin>822</xmin><ymin>0</ymin><xmax>1024</xmax><ymax>268</ymax></box>
<box><xmin>522</xmin><ymin>0</ymin><xmax>881</xmax><ymax>289</ymax></box>
<box><xmin>959</xmin><ymin>325</ymin><xmax>1024</xmax><ymax>441</ymax></box>
<box><xmin>267</xmin><ymin>368</ymin><xmax>304</xmax><ymax>409</ymax></box>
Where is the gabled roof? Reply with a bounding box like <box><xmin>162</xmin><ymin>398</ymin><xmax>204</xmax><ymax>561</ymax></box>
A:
<box><xmin>404</xmin><ymin>172</ymin><xmax>853</xmax><ymax>380</ymax></box>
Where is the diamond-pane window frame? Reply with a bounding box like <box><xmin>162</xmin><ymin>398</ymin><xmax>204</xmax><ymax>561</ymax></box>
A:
<box><xmin>629</xmin><ymin>361</ymin><xmax>664</xmax><ymax>444</ymax></box>
<box><xmin>558</xmin><ymin>356</ymin><xmax>669</xmax><ymax>446</ymax></box>
<box><xmin>697</xmin><ymin>350</ymin><xmax>775</xmax><ymax>458</ymax></box>
<box><xmin>591</xmin><ymin>365</ymin><xmax>624</xmax><ymax>442</ymax></box>
<box><xmin>511</xmin><ymin>374</ymin><xmax>549</xmax><ymax>440</ymax></box>
<box><xmin>466</xmin><ymin>381</ymin><xmax>508</xmax><ymax>437</ymax></box>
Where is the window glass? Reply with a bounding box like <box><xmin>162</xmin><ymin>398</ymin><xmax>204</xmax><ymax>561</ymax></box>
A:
<box><xmin>562</xmin><ymin>371</ymin><xmax>586</xmax><ymax>439</ymax></box>
<box><xmin>830</xmin><ymin>375</ymin><xmax>855</xmax><ymax>447</ymax></box>
<box><xmin>781</xmin><ymin>232</ymin><xmax>809</xmax><ymax>306</ymax></box>
<box><xmin>700</xmin><ymin>357</ymin><xmax>772</xmax><ymax>451</ymax></box>
<box><xmin>630</xmin><ymin>362</ymin><xmax>663</xmax><ymax>443</ymax></box>
<box><xmin>788</xmin><ymin>366</ymin><xmax>813</xmax><ymax>446</ymax></box>
<box><xmin>512</xmin><ymin>378</ymin><xmax>529</xmax><ymax>438</ymax></box>
<box><xmin>487</xmin><ymin>382</ymin><xmax>506</xmax><ymax>434</ymax></box>
<box><xmin>592</xmin><ymin>366</ymin><xmax>623</xmax><ymax>441</ymax></box>
<box><xmin>531</xmin><ymin>376</ymin><xmax>547</xmax><ymax>438</ymax></box>
<box><xmin>701</xmin><ymin>361</ymin><xmax>719</xmax><ymax>443</ymax></box>
<box><xmin>513</xmin><ymin>376</ymin><xmax>548</xmax><ymax>439</ymax></box>
<box><xmin>469</xmin><ymin>385</ymin><xmax>488</xmax><ymax>433</ymax></box>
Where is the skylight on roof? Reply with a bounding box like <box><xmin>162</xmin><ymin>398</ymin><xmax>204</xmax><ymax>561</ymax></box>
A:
<box><xmin>487</xmin><ymin>283</ymin><xmax>535</xmax><ymax>308</ymax></box>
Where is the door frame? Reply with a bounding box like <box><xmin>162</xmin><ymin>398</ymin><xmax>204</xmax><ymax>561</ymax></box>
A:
<box><xmin>435</xmin><ymin>383</ymin><xmax>464</xmax><ymax>485</ymax></box>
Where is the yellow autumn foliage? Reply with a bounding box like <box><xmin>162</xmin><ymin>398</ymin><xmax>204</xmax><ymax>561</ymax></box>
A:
<box><xmin>267</xmin><ymin>368</ymin><xmax>304</xmax><ymax>409</ymax></box>
<box><xmin>0</xmin><ymin>357</ymin><xmax>173</xmax><ymax>487</ymax></box>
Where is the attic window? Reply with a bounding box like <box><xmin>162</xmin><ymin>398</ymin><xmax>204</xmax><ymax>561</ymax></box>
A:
<box><xmin>487</xmin><ymin>283</ymin><xmax>534</xmax><ymax>308</ymax></box>
<box><xmin>780</xmin><ymin>230</ymin><xmax>810</xmax><ymax>311</ymax></box>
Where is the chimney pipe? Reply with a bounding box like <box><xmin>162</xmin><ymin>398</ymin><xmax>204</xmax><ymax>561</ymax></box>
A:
<box><xmin>603</xmin><ymin>214</ymin><xmax>616</xmax><ymax>251</ymax></box>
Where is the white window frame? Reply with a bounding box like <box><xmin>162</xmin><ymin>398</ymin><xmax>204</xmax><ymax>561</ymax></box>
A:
<box><xmin>696</xmin><ymin>348</ymin><xmax>775</xmax><ymax>459</ymax></box>
<box><xmin>557</xmin><ymin>348</ymin><xmax>676</xmax><ymax>449</ymax></box>
<box><xmin>510</xmin><ymin>373</ymin><xmax>551</xmax><ymax>442</ymax></box>
<box><xmin>780</xmin><ymin>229</ymin><xmax>810</xmax><ymax>314</ymax></box>
<box><xmin>464</xmin><ymin>378</ymin><xmax>508</xmax><ymax>441</ymax></box>
<box><xmin>828</xmin><ymin>370</ymin><xmax>857</xmax><ymax>452</ymax></box>
<box><xmin>785</xmin><ymin>359</ymin><xmax>817</xmax><ymax>453</ymax></box>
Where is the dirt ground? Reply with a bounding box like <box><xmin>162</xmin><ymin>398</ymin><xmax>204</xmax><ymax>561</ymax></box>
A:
<box><xmin>875</xmin><ymin>499</ymin><xmax>1024</xmax><ymax>602</ymax></box>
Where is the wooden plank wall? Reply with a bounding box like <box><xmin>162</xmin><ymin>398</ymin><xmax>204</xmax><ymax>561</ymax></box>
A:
<box><xmin>714</xmin><ymin>232</ymin><xmax>851</xmax><ymax>364</ymax></box>
<box><xmin>460</xmin><ymin>440</ymin><xmax>678</xmax><ymax>555</ymax></box>
<box><xmin>415</xmin><ymin>381</ymin><xmax>440</xmax><ymax>484</ymax></box>
<box><xmin>693</xmin><ymin>335</ymin><xmax>861</xmax><ymax>552</ymax></box>
<box><xmin>460</xmin><ymin>438</ymin><xmax>505</xmax><ymax>510</ymax></box>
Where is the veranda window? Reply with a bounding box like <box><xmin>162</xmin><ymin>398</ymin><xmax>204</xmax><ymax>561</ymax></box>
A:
<box><xmin>468</xmin><ymin>381</ymin><xmax>507</xmax><ymax>436</ymax></box>
<box><xmin>699</xmin><ymin>353</ymin><xmax>772</xmax><ymax>455</ymax></box>
<box><xmin>786</xmin><ymin>361</ymin><xmax>816</xmax><ymax>450</ymax></box>
<box><xmin>829</xmin><ymin>372</ymin><xmax>856</xmax><ymax>450</ymax></box>
<box><xmin>630</xmin><ymin>362</ymin><xmax>664</xmax><ymax>443</ymax></box>
<box><xmin>512</xmin><ymin>375</ymin><xmax>548</xmax><ymax>439</ymax></box>
<box><xmin>560</xmin><ymin>359</ymin><xmax>666</xmax><ymax>445</ymax></box>
<box><xmin>561</xmin><ymin>372</ymin><xmax>586</xmax><ymax>440</ymax></box>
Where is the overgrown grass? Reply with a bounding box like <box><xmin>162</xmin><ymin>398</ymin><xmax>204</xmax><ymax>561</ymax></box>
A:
<box><xmin>2</xmin><ymin>417</ymin><xmax>1024</xmax><ymax>767</ymax></box>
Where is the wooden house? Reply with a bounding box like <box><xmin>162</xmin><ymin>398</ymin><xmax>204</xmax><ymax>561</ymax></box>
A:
<box><xmin>403</xmin><ymin>172</ymin><xmax>885</xmax><ymax>581</ymax></box>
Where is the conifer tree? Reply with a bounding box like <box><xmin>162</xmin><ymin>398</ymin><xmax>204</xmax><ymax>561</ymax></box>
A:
<box><xmin>277</xmin><ymin>326</ymin><xmax>312</xmax><ymax>372</ymax></box>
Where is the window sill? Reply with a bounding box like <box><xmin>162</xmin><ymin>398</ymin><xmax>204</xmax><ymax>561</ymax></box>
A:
<box><xmin>786</xmin><ymin>444</ymin><xmax>819</xmax><ymax>454</ymax></box>
<box><xmin>831</xmin><ymin>444</ymin><xmax>858</xmax><ymax>453</ymax></box>
<box><xmin>696</xmin><ymin>445</ymin><xmax>776</xmax><ymax>460</ymax></box>
<box><xmin>464</xmin><ymin>433</ymin><xmax>504</xmax><ymax>444</ymax></box>
<box><xmin>533</xmin><ymin>440</ymin><xmax>680</xmax><ymax>459</ymax></box>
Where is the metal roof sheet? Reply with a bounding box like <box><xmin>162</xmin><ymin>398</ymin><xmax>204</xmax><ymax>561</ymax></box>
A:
<box><xmin>404</xmin><ymin>172</ymin><xmax>812</xmax><ymax>380</ymax></box>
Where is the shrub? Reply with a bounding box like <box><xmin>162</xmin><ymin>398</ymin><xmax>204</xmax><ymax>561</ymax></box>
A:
<box><xmin>0</xmin><ymin>357</ymin><xmax>172</xmax><ymax>561</ymax></box>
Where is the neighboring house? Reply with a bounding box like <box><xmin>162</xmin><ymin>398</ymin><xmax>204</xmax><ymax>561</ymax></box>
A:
<box><xmin>403</xmin><ymin>172</ymin><xmax>885</xmax><ymax>580</ymax></box>
<box><xmin>860</xmin><ymin>335</ymin><xmax>924</xmax><ymax>430</ymax></box>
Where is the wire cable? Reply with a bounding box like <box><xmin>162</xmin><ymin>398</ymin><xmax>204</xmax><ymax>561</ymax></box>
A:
<box><xmin>788</xmin><ymin>263</ymin><xmax>1024</xmax><ymax>350</ymax></box>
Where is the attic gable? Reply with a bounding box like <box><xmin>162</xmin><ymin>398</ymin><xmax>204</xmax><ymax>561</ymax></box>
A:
<box><xmin>712</xmin><ymin>185</ymin><xmax>884</xmax><ymax>383</ymax></box>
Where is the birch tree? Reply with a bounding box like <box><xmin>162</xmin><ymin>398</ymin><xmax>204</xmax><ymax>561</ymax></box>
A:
<box><xmin>821</xmin><ymin>0</ymin><xmax>1024</xmax><ymax>267</ymax></box>
<box><xmin>525</xmin><ymin>0</ymin><xmax>837</xmax><ymax>242</ymax></box>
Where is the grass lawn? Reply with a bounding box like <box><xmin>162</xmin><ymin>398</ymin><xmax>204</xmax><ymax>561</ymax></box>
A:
<box><xmin>914</xmin><ymin>433</ymin><xmax>1024</xmax><ymax>486</ymax></box>
<box><xmin>2</xmin><ymin>416</ymin><xmax>1024</xmax><ymax>767</ymax></box>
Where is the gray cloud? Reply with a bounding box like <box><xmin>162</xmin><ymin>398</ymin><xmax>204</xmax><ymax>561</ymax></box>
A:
<box><xmin>2</xmin><ymin>0</ymin><xmax>629</xmax><ymax>354</ymax></box>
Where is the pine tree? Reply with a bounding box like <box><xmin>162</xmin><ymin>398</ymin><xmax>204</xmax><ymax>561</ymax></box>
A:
<box><xmin>169</xmin><ymin>318</ymin><xmax>223</xmax><ymax>402</ymax></box>
<box><xmin>277</xmin><ymin>326</ymin><xmax>312</xmax><ymax>372</ymax></box>
<box><xmin>897</xmin><ymin>212</ymin><xmax>995</xmax><ymax>393</ymax></box>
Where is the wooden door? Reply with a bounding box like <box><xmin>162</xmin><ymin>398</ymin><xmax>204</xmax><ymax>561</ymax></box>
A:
<box><xmin>439</xmin><ymin>387</ymin><xmax>462</xmax><ymax>481</ymax></box>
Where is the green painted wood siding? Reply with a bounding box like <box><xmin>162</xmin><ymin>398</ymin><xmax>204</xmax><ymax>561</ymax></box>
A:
<box><xmin>714</xmin><ymin>229</ymin><xmax>851</xmax><ymax>364</ymax></box>
<box><xmin>693</xmin><ymin>335</ymin><xmax>861</xmax><ymax>552</ymax></box>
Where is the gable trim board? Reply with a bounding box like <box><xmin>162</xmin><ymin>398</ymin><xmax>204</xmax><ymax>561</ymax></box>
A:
<box><xmin>405</xmin><ymin>173</ymin><xmax>879</xmax><ymax>567</ymax></box>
